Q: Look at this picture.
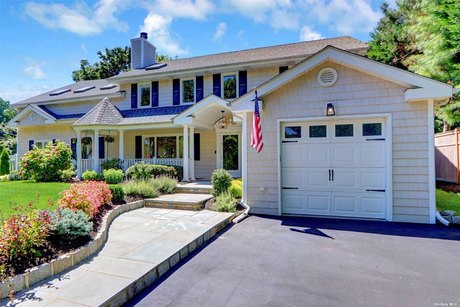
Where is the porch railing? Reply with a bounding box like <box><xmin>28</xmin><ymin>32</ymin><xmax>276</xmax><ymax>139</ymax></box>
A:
<box><xmin>75</xmin><ymin>158</ymin><xmax>183</xmax><ymax>174</ymax></box>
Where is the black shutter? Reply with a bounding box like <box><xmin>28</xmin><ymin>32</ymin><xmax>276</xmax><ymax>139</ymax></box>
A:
<box><xmin>71</xmin><ymin>138</ymin><xmax>77</xmax><ymax>160</ymax></box>
<box><xmin>52</xmin><ymin>139</ymin><xmax>56</xmax><ymax>145</ymax></box>
<box><xmin>238</xmin><ymin>70</ymin><xmax>247</xmax><ymax>97</ymax></box>
<box><xmin>172</xmin><ymin>79</ymin><xmax>180</xmax><ymax>105</ymax></box>
<box><xmin>194</xmin><ymin>133</ymin><xmax>200</xmax><ymax>161</ymax></box>
<box><xmin>279</xmin><ymin>66</ymin><xmax>289</xmax><ymax>74</ymax></box>
<box><xmin>196</xmin><ymin>76</ymin><xmax>204</xmax><ymax>102</ymax></box>
<box><xmin>213</xmin><ymin>73</ymin><xmax>221</xmax><ymax>97</ymax></box>
<box><xmin>151</xmin><ymin>81</ymin><xmax>159</xmax><ymax>107</ymax></box>
<box><xmin>29</xmin><ymin>140</ymin><xmax>34</xmax><ymax>150</ymax></box>
<box><xmin>99</xmin><ymin>137</ymin><xmax>105</xmax><ymax>159</ymax></box>
<box><xmin>131</xmin><ymin>83</ymin><xmax>138</xmax><ymax>109</ymax></box>
<box><xmin>135</xmin><ymin>136</ymin><xmax>142</xmax><ymax>159</ymax></box>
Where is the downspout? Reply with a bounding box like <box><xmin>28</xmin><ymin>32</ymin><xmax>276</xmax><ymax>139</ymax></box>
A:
<box><xmin>233</xmin><ymin>201</ymin><xmax>250</xmax><ymax>223</ymax></box>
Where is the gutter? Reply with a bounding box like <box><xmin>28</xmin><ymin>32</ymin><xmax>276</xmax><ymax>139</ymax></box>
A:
<box><xmin>233</xmin><ymin>201</ymin><xmax>250</xmax><ymax>223</ymax></box>
<box><xmin>436</xmin><ymin>210</ymin><xmax>450</xmax><ymax>226</ymax></box>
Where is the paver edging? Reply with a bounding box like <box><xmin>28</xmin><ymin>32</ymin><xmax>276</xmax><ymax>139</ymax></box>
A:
<box><xmin>0</xmin><ymin>200</ymin><xmax>145</xmax><ymax>300</ymax></box>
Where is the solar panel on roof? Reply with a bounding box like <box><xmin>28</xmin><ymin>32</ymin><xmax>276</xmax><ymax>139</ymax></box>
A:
<box><xmin>49</xmin><ymin>89</ymin><xmax>71</xmax><ymax>96</ymax></box>
<box><xmin>145</xmin><ymin>63</ymin><xmax>167</xmax><ymax>70</ymax></box>
<box><xmin>100</xmin><ymin>84</ymin><xmax>117</xmax><ymax>90</ymax></box>
<box><xmin>74</xmin><ymin>86</ymin><xmax>95</xmax><ymax>93</ymax></box>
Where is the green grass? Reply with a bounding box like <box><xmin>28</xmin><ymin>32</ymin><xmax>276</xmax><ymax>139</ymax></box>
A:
<box><xmin>0</xmin><ymin>181</ymin><xmax>70</xmax><ymax>217</ymax></box>
<box><xmin>436</xmin><ymin>189</ymin><xmax>460</xmax><ymax>214</ymax></box>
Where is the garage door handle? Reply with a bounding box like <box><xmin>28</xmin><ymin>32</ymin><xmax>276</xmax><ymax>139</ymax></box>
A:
<box><xmin>366</xmin><ymin>189</ymin><xmax>386</xmax><ymax>192</ymax></box>
<box><xmin>329</xmin><ymin>170</ymin><xmax>331</xmax><ymax>181</ymax></box>
<box><xmin>283</xmin><ymin>187</ymin><xmax>299</xmax><ymax>190</ymax></box>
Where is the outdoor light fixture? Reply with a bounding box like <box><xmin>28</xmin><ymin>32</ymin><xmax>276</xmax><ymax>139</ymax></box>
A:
<box><xmin>218</xmin><ymin>111</ymin><xmax>227</xmax><ymax>129</ymax></box>
<box><xmin>326</xmin><ymin>103</ymin><xmax>336</xmax><ymax>116</ymax></box>
<box><xmin>214</xmin><ymin>110</ymin><xmax>237</xmax><ymax>129</ymax></box>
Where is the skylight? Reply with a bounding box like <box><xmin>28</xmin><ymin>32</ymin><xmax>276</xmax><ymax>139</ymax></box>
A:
<box><xmin>49</xmin><ymin>89</ymin><xmax>71</xmax><ymax>96</ymax></box>
<box><xmin>74</xmin><ymin>86</ymin><xmax>95</xmax><ymax>93</ymax></box>
<box><xmin>100</xmin><ymin>84</ymin><xmax>117</xmax><ymax>90</ymax></box>
<box><xmin>145</xmin><ymin>63</ymin><xmax>167</xmax><ymax>71</ymax></box>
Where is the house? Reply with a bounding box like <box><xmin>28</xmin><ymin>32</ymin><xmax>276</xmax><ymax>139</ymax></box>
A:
<box><xmin>9</xmin><ymin>33</ymin><xmax>454</xmax><ymax>224</ymax></box>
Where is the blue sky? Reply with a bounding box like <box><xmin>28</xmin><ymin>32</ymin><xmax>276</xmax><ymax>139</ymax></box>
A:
<box><xmin>0</xmin><ymin>0</ymin><xmax>392</xmax><ymax>104</ymax></box>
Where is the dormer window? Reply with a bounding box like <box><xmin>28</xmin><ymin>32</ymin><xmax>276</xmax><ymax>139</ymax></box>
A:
<box><xmin>182</xmin><ymin>78</ymin><xmax>195</xmax><ymax>104</ymax></box>
<box><xmin>139</xmin><ymin>83</ymin><xmax>151</xmax><ymax>107</ymax></box>
<box><xmin>222</xmin><ymin>73</ymin><xmax>238</xmax><ymax>100</ymax></box>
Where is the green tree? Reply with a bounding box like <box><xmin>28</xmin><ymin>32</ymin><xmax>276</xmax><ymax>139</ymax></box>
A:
<box><xmin>0</xmin><ymin>147</ymin><xmax>10</xmax><ymax>175</ymax></box>
<box><xmin>0</xmin><ymin>98</ymin><xmax>17</xmax><ymax>154</ymax></box>
<box><xmin>0</xmin><ymin>97</ymin><xmax>16</xmax><ymax>123</ymax></box>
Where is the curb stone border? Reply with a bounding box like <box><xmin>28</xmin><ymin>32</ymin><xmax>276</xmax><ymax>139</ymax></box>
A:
<box><xmin>0</xmin><ymin>200</ymin><xmax>144</xmax><ymax>299</ymax></box>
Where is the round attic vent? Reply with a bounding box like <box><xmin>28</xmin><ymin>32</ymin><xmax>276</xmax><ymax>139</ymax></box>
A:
<box><xmin>29</xmin><ymin>112</ymin><xmax>37</xmax><ymax>121</ymax></box>
<box><xmin>317</xmin><ymin>67</ymin><xmax>338</xmax><ymax>87</ymax></box>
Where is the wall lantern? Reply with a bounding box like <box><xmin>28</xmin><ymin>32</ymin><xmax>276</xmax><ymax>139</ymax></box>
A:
<box><xmin>326</xmin><ymin>103</ymin><xmax>336</xmax><ymax>116</ymax></box>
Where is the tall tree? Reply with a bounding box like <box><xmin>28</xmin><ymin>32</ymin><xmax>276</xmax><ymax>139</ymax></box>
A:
<box><xmin>0</xmin><ymin>97</ymin><xmax>17</xmax><ymax>154</ymax></box>
<box><xmin>0</xmin><ymin>97</ymin><xmax>16</xmax><ymax>123</ymax></box>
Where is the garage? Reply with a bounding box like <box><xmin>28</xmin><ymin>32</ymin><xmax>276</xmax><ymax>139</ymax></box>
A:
<box><xmin>281</xmin><ymin>117</ymin><xmax>389</xmax><ymax>219</ymax></box>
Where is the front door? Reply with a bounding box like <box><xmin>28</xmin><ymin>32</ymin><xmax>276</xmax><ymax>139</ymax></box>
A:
<box><xmin>218</xmin><ymin>133</ymin><xmax>241</xmax><ymax>178</ymax></box>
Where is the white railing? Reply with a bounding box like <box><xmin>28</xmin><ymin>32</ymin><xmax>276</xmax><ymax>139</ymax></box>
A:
<box><xmin>77</xmin><ymin>158</ymin><xmax>183</xmax><ymax>173</ymax></box>
<box><xmin>9</xmin><ymin>154</ymin><xmax>17</xmax><ymax>172</ymax></box>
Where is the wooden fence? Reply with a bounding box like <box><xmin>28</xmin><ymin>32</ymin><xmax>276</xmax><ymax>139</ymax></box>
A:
<box><xmin>435</xmin><ymin>128</ymin><xmax>460</xmax><ymax>183</ymax></box>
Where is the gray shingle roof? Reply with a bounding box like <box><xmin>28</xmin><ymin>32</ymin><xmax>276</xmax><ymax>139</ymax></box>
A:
<box><xmin>14</xmin><ymin>80</ymin><xmax>120</xmax><ymax>106</ymax></box>
<box><xmin>111</xmin><ymin>36</ymin><xmax>367</xmax><ymax>80</ymax></box>
<box><xmin>73</xmin><ymin>97</ymin><xmax>123</xmax><ymax>126</ymax></box>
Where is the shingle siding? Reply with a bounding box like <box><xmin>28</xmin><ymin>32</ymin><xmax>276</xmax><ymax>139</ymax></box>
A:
<box><xmin>245</xmin><ymin>62</ymin><xmax>430</xmax><ymax>223</ymax></box>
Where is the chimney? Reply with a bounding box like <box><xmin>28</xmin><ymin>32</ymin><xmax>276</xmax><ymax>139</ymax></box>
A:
<box><xmin>131</xmin><ymin>32</ymin><xmax>156</xmax><ymax>69</ymax></box>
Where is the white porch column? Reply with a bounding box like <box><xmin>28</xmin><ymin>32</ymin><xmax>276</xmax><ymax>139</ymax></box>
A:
<box><xmin>118</xmin><ymin>130</ymin><xmax>124</xmax><ymax>160</ymax></box>
<box><xmin>183</xmin><ymin>125</ymin><xmax>189</xmax><ymax>181</ymax></box>
<box><xmin>241</xmin><ymin>112</ymin><xmax>248</xmax><ymax>204</ymax></box>
<box><xmin>93</xmin><ymin>129</ymin><xmax>100</xmax><ymax>172</ymax></box>
<box><xmin>76</xmin><ymin>130</ymin><xmax>82</xmax><ymax>178</ymax></box>
<box><xmin>189</xmin><ymin>126</ymin><xmax>195</xmax><ymax>181</ymax></box>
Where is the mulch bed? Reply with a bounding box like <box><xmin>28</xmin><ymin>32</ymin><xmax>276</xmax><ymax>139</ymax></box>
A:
<box><xmin>436</xmin><ymin>181</ymin><xmax>460</xmax><ymax>193</ymax></box>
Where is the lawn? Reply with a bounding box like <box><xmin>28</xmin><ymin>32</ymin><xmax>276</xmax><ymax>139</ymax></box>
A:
<box><xmin>436</xmin><ymin>189</ymin><xmax>460</xmax><ymax>214</ymax></box>
<box><xmin>0</xmin><ymin>181</ymin><xmax>70</xmax><ymax>217</ymax></box>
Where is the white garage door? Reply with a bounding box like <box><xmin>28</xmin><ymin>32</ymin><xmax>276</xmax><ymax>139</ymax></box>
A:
<box><xmin>281</xmin><ymin>118</ymin><xmax>387</xmax><ymax>219</ymax></box>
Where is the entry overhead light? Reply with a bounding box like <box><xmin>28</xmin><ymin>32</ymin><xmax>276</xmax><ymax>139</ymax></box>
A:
<box><xmin>326</xmin><ymin>103</ymin><xmax>335</xmax><ymax>116</ymax></box>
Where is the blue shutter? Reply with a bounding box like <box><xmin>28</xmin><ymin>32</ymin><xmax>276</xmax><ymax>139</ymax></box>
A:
<box><xmin>194</xmin><ymin>133</ymin><xmax>200</xmax><ymax>161</ymax></box>
<box><xmin>213</xmin><ymin>74</ymin><xmax>221</xmax><ymax>97</ymax></box>
<box><xmin>135</xmin><ymin>136</ymin><xmax>142</xmax><ymax>158</ymax></box>
<box><xmin>52</xmin><ymin>139</ymin><xmax>56</xmax><ymax>145</ymax></box>
<box><xmin>71</xmin><ymin>138</ymin><xmax>77</xmax><ymax>160</ymax></box>
<box><xmin>29</xmin><ymin>140</ymin><xmax>34</xmax><ymax>150</ymax></box>
<box><xmin>99</xmin><ymin>137</ymin><xmax>105</xmax><ymax>159</ymax></box>
<box><xmin>151</xmin><ymin>81</ymin><xmax>159</xmax><ymax>107</ymax></box>
<box><xmin>196</xmin><ymin>76</ymin><xmax>204</xmax><ymax>102</ymax></box>
<box><xmin>172</xmin><ymin>79</ymin><xmax>180</xmax><ymax>105</ymax></box>
<box><xmin>279</xmin><ymin>66</ymin><xmax>288</xmax><ymax>74</ymax></box>
<box><xmin>131</xmin><ymin>83</ymin><xmax>138</xmax><ymax>109</ymax></box>
<box><xmin>238</xmin><ymin>71</ymin><xmax>247</xmax><ymax>97</ymax></box>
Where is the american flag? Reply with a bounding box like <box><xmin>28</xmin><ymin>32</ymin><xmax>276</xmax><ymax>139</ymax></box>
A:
<box><xmin>251</xmin><ymin>90</ymin><xmax>264</xmax><ymax>153</ymax></box>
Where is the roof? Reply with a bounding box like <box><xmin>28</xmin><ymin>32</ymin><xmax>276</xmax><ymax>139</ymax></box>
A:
<box><xmin>74</xmin><ymin>97</ymin><xmax>124</xmax><ymax>126</ymax></box>
<box><xmin>14</xmin><ymin>79</ymin><xmax>120</xmax><ymax>106</ymax></box>
<box><xmin>110</xmin><ymin>36</ymin><xmax>368</xmax><ymax>80</ymax></box>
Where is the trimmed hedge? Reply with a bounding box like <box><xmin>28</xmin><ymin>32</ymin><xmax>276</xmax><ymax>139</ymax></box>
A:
<box><xmin>125</xmin><ymin>163</ymin><xmax>181</xmax><ymax>180</ymax></box>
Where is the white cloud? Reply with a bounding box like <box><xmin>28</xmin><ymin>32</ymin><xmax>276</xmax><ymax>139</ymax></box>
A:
<box><xmin>81</xmin><ymin>43</ymin><xmax>88</xmax><ymax>54</ymax></box>
<box><xmin>140</xmin><ymin>13</ymin><xmax>187</xmax><ymax>56</ymax></box>
<box><xmin>213</xmin><ymin>22</ymin><xmax>227</xmax><ymax>41</ymax></box>
<box><xmin>23</xmin><ymin>59</ymin><xmax>46</xmax><ymax>80</ymax></box>
<box><xmin>0</xmin><ymin>85</ymin><xmax>50</xmax><ymax>104</ymax></box>
<box><xmin>153</xmin><ymin>0</ymin><xmax>214</xmax><ymax>20</ymax></box>
<box><xmin>24</xmin><ymin>0</ymin><xmax>128</xmax><ymax>36</ymax></box>
<box><xmin>300</xmin><ymin>26</ymin><xmax>323</xmax><ymax>41</ymax></box>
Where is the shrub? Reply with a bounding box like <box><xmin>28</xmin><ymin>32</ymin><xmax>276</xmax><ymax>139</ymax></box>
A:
<box><xmin>0</xmin><ymin>147</ymin><xmax>10</xmax><ymax>176</ymax></box>
<box><xmin>101</xmin><ymin>158</ymin><xmax>124</xmax><ymax>171</ymax></box>
<box><xmin>212</xmin><ymin>192</ymin><xmax>236</xmax><ymax>213</ymax></box>
<box><xmin>59</xmin><ymin>168</ymin><xmax>76</xmax><ymax>182</ymax></box>
<box><xmin>0</xmin><ymin>175</ymin><xmax>8</xmax><ymax>182</ymax></box>
<box><xmin>229</xmin><ymin>180</ymin><xmax>242</xmax><ymax>199</ymax></box>
<box><xmin>82</xmin><ymin>170</ymin><xmax>99</xmax><ymax>181</ymax></box>
<box><xmin>109</xmin><ymin>185</ymin><xmax>125</xmax><ymax>202</ymax></box>
<box><xmin>18</xmin><ymin>141</ymin><xmax>72</xmax><ymax>182</ymax></box>
<box><xmin>211</xmin><ymin>169</ymin><xmax>232</xmax><ymax>197</ymax></box>
<box><xmin>103</xmin><ymin>169</ymin><xmax>124</xmax><ymax>184</ymax></box>
<box><xmin>48</xmin><ymin>208</ymin><xmax>93</xmax><ymax>240</ymax></box>
<box><xmin>0</xmin><ymin>210</ymin><xmax>51</xmax><ymax>262</ymax></box>
<box><xmin>155</xmin><ymin>176</ymin><xmax>177</xmax><ymax>194</ymax></box>
<box><xmin>7</xmin><ymin>171</ymin><xmax>21</xmax><ymax>181</ymax></box>
<box><xmin>126</xmin><ymin>163</ymin><xmax>178</xmax><ymax>180</ymax></box>
<box><xmin>123</xmin><ymin>179</ymin><xmax>159</xmax><ymax>198</ymax></box>
<box><xmin>58</xmin><ymin>181</ymin><xmax>112</xmax><ymax>218</ymax></box>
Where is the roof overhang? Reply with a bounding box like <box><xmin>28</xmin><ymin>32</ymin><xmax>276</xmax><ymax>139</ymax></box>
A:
<box><xmin>231</xmin><ymin>46</ymin><xmax>454</xmax><ymax>112</ymax></box>
<box><xmin>8</xmin><ymin>104</ymin><xmax>56</xmax><ymax>127</ymax></box>
<box><xmin>12</xmin><ymin>92</ymin><xmax>123</xmax><ymax>108</ymax></box>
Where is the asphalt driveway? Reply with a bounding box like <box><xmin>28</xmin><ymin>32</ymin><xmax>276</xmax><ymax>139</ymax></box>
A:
<box><xmin>127</xmin><ymin>215</ymin><xmax>460</xmax><ymax>307</ymax></box>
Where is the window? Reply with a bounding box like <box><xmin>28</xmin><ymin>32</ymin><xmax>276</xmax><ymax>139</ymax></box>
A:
<box><xmin>139</xmin><ymin>84</ymin><xmax>150</xmax><ymax>107</ymax></box>
<box><xmin>223</xmin><ymin>74</ymin><xmax>237</xmax><ymax>99</ymax></box>
<box><xmin>335</xmin><ymin>124</ymin><xmax>353</xmax><ymax>137</ymax></box>
<box><xmin>144</xmin><ymin>137</ymin><xmax>155</xmax><ymax>158</ymax></box>
<box><xmin>309</xmin><ymin>125</ymin><xmax>327</xmax><ymax>138</ymax></box>
<box><xmin>157</xmin><ymin>137</ymin><xmax>177</xmax><ymax>158</ymax></box>
<box><xmin>363</xmin><ymin>123</ymin><xmax>382</xmax><ymax>136</ymax></box>
<box><xmin>81</xmin><ymin>137</ymin><xmax>92</xmax><ymax>159</ymax></box>
<box><xmin>285</xmin><ymin>126</ymin><xmax>301</xmax><ymax>138</ymax></box>
<box><xmin>35</xmin><ymin>140</ymin><xmax>51</xmax><ymax>149</ymax></box>
<box><xmin>182</xmin><ymin>79</ymin><xmax>195</xmax><ymax>103</ymax></box>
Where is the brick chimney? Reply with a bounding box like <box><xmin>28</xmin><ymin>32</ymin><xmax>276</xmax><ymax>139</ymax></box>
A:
<box><xmin>131</xmin><ymin>32</ymin><xmax>156</xmax><ymax>69</ymax></box>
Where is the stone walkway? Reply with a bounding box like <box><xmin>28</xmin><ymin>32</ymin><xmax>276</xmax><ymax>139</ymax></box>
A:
<box><xmin>4</xmin><ymin>208</ymin><xmax>234</xmax><ymax>306</ymax></box>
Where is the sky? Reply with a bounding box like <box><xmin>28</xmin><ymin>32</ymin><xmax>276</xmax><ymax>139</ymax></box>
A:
<box><xmin>0</xmin><ymin>0</ymin><xmax>394</xmax><ymax>104</ymax></box>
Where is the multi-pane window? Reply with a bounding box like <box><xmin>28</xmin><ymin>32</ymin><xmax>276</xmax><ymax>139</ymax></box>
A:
<box><xmin>35</xmin><ymin>140</ymin><xmax>51</xmax><ymax>149</ymax></box>
<box><xmin>335</xmin><ymin>124</ymin><xmax>354</xmax><ymax>137</ymax></box>
<box><xmin>182</xmin><ymin>79</ymin><xmax>195</xmax><ymax>103</ymax></box>
<box><xmin>139</xmin><ymin>84</ymin><xmax>150</xmax><ymax>107</ymax></box>
<box><xmin>143</xmin><ymin>136</ymin><xmax>185</xmax><ymax>159</ymax></box>
<box><xmin>223</xmin><ymin>74</ymin><xmax>237</xmax><ymax>99</ymax></box>
<box><xmin>309</xmin><ymin>125</ymin><xmax>327</xmax><ymax>138</ymax></box>
<box><xmin>362</xmin><ymin>123</ymin><xmax>382</xmax><ymax>136</ymax></box>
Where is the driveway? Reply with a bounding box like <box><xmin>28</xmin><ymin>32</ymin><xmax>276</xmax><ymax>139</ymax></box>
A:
<box><xmin>127</xmin><ymin>215</ymin><xmax>460</xmax><ymax>307</ymax></box>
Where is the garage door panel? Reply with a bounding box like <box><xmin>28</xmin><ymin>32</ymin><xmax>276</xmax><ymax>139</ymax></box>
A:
<box><xmin>307</xmin><ymin>145</ymin><xmax>330</xmax><ymax>166</ymax></box>
<box><xmin>281</xmin><ymin>144</ymin><xmax>304</xmax><ymax>167</ymax></box>
<box><xmin>306</xmin><ymin>169</ymin><xmax>330</xmax><ymax>189</ymax></box>
<box><xmin>361</xmin><ymin>170</ymin><xmax>385</xmax><ymax>190</ymax></box>
<box><xmin>306</xmin><ymin>193</ymin><xmax>331</xmax><ymax>214</ymax></box>
<box><xmin>281</xmin><ymin>168</ymin><xmax>303</xmax><ymax>188</ymax></box>
<box><xmin>282</xmin><ymin>193</ymin><xmax>303</xmax><ymax>211</ymax></box>
<box><xmin>360</xmin><ymin>143</ymin><xmax>386</xmax><ymax>166</ymax></box>
<box><xmin>332</xmin><ymin>170</ymin><xmax>359</xmax><ymax>190</ymax></box>
<box><xmin>332</xmin><ymin>194</ymin><xmax>359</xmax><ymax>216</ymax></box>
<box><xmin>331</xmin><ymin>145</ymin><xmax>359</xmax><ymax>166</ymax></box>
<box><xmin>360</xmin><ymin>196</ymin><xmax>386</xmax><ymax>218</ymax></box>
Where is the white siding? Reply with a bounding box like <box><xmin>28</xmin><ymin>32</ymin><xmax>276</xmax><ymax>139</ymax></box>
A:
<box><xmin>245</xmin><ymin>62</ymin><xmax>431</xmax><ymax>223</ymax></box>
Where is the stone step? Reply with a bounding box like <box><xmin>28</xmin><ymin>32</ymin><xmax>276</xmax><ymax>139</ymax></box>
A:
<box><xmin>176</xmin><ymin>186</ymin><xmax>213</xmax><ymax>194</ymax></box>
<box><xmin>145</xmin><ymin>193</ymin><xmax>213</xmax><ymax>211</ymax></box>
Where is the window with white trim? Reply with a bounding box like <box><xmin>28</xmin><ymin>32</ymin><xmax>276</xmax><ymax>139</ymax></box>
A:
<box><xmin>138</xmin><ymin>83</ymin><xmax>151</xmax><ymax>107</ymax></box>
<box><xmin>222</xmin><ymin>73</ymin><xmax>238</xmax><ymax>99</ymax></box>
<box><xmin>181</xmin><ymin>78</ymin><xmax>195</xmax><ymax>103</ymax></box>
<box><xmin>143</xmin><ymin>135</ymin><xmax>184</xmax><ymax>159</ymax></box>
<box><xmin>35</xmin><ymin>140</ymin><xmax>51</xmax><ymax>149</ymax></box>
